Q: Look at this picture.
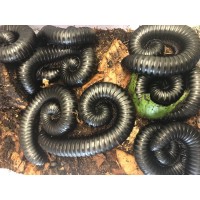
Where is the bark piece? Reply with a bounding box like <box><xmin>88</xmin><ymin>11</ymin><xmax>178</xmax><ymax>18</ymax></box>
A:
<box><xmin>116</xmin><ymin>149</ymin><xmax>143</xmax><ymax>175</ymax></box>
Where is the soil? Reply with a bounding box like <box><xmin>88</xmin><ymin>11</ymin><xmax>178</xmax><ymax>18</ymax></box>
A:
<box><xmin>0</xmin><ymin>28</ymin><xmax>199</xmax><ymax>175</ymax></box>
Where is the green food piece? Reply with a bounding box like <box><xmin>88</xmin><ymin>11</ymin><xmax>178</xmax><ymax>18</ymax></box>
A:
<box><xmin>128</xmin><ymin>73</ymin><xmax>189</xmax><ymax>119</ymax></box>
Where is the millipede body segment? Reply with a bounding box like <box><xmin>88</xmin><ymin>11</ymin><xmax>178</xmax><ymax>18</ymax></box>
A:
<box><xmin>37</xmin><ymin>25</ymin><xmax>97</xmax><ymax>47</ymax></box>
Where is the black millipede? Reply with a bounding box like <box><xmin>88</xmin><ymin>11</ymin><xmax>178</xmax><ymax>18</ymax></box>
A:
<box><xmin>18</xmin><ymin>46</ymin><xmax>79</xmax><ymax>95</ymax></box>
<box><xmin>37</xmin><ymin>25</ymin><xmax>97</xmax><ymax>47</ymax></box>
<box><xmin>134</xmin><ymin>122</ymin><xmax>200</xmax><ymax>175</ymax></box>
<box><xmin>38</xmin><ymin>82</ymin><xmax>135</xmax><ymax>159</ymax></box>
<box><xmin>19</xmin><ymin>86</ymin><xmax>77</xmax><ymax>165</ymax></box>
<box><xmin>0</xmin><ymin>25</ymin><xmax>36</xmax><ymax>63</ymax></box>
<box><xmin>121</xmin><ymin>25</ymin><xmax>200</xmax><ymax>76</ymax></box>
<box><xmin>134</xmin><ymin>66</ymin><xmax>200</xmax><ymax>119</ymax></box>
<box><xmin>19</xmin><ymin>82</ymin><xmax>135</xmax><ymax>165</ymax></box>
<box><xmin>136</xmin><ymin>75</ymin><xmax>184</xmax><ymax>106</ymax></box>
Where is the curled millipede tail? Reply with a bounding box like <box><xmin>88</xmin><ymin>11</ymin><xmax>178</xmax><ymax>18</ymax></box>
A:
<box><xmin>19</xmin><ymin>86</ymin><xmax>77</xmax><ymax>165</ymax></box>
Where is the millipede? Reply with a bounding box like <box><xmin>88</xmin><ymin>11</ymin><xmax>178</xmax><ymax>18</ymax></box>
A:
<box><xmin>121</xmin><ymin>25</ymin><xmax>200</xmax><ymax>76</ymax></box>
<box><xmin>128</xmin><ymin>62</ymin><xmax>200</xmax><ymax>120</ymax></box>
<box><xmin>20</xmin><ymin>83</ymin><xmax>135</xmax><ymax>165</ymax></box>
<box><xmin>0</xmin><ymin>25</ymin><xmax>36</xmax><ymax>63</ymax></box>
<box><xmin>134</xmin><ymin>122</ymin><xmax>200</xmax><ymax>175</ymax></box>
